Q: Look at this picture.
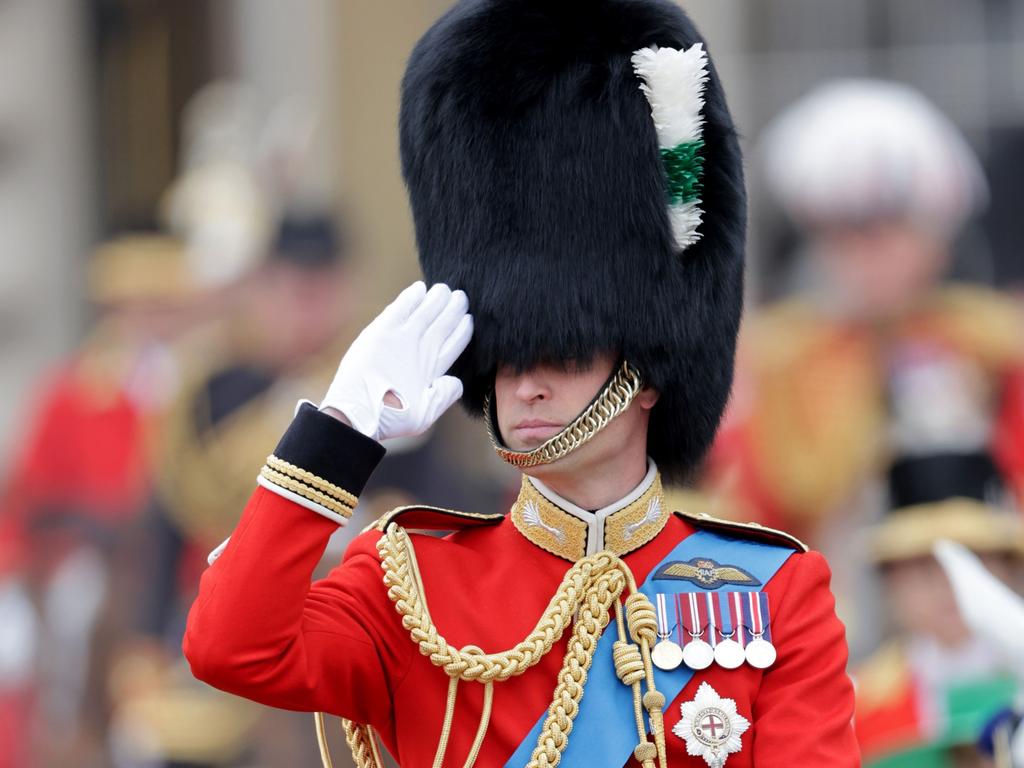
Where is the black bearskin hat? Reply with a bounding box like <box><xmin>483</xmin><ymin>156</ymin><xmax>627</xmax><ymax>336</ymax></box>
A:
<box><xmin>400</xmin><ymin>0</ymin><xmax>745</xmax><ymax>482</ymax></box>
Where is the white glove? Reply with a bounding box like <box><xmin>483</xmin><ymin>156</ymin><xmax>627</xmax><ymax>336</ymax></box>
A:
<box><xmin>320</xmin><ymin>281</ymin><xmax>473</xmax><ymax>441</ymax></box>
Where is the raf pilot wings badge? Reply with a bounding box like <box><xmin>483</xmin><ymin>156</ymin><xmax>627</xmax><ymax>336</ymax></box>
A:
<box><xmin>653</xmin><ymin>558</ymin><xmax>762</xmax><ymax>589</ymax></box>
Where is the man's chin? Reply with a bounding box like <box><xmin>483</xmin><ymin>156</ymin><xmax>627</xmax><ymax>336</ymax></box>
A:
<box><xmin>506</xmin><ymin>438</ymin><xmax>543</xmax><ymax>452</ymax></box>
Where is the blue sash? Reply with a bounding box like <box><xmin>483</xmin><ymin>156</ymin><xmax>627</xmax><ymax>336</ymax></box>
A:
<box><xmin>504</xmin><ymin>529</ymin><xmax>796</xmax><ymax>767</ymax></box>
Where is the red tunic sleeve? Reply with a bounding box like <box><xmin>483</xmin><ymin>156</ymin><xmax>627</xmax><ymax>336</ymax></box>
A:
<box><xmin>182</xmin><ymin>405</ymin><xmax>403</xmax><ymax>729</ymax></box>
<box><xmin>751</xmin><ymin>550</ymin><xmax>859</xmax><ymax>766</ymax></box>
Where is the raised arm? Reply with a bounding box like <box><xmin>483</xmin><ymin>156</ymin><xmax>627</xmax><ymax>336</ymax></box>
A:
<box><xmin>183</xmin><ymin>282</ymin><xmax>472</xmax><ymax>727</ymax></box>
<box><xmin>183</xmin><ymin>408</ymin><xmax>397</xmax><ymax>722</ymax></box>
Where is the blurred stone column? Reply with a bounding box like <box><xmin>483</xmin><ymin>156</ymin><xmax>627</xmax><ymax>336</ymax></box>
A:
<box><xmin>0</xmin><ymin>0</ymin><xmax>94</xmax><ymax>463</ymax></box>
<box><xmin>333</xmin><ymin>0</ymin><xmax>450</xmax><ymax>317</ymax></box>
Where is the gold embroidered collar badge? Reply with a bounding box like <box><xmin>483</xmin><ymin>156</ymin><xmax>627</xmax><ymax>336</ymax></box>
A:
<box><xmin>510</xmin><ymin>462</ymin><xmax>669</xmax><ymax>561</ymax></box>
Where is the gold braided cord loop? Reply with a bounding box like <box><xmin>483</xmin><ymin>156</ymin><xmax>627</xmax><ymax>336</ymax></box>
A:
<box><xmin>378</xmin><ymin>524</ymin><xmax>586</xmax><ymax>683</ymax></box>
<box><xmin>484</xmin><ymin>361</ymin><xmax>643</xmax><ymax>469</ymax></box>
<box><xmin>465</xmin><ymin>681</ymin><xmax>495</xmax><ymax>767</ymax></box>
<box><xmin>260</xmin><ymin>466</ymin><xmax>354</xmax><ymax>518</ymax></box>
<box><xmin>266</xmin><ymin>454</ymin><xmax>359</xmax><ymax>506</ymax></box>
<box><xmin>376</xmin><ymin>521</ymin><xmax>668</xmax><ymax>768</ymax></box>
<box><xmin>341</xmin><ymin>718</ymin><xmax>384</xmax><ymax>768</ymax></box>
<box><xmin>315</xmin><ymin>712</ymin><xmax>335</xmax><ymax>768</ymax></box>
<box><xmin>625</xmin><ymin>593</ymin><xmax>658</xmax><ymax>646</ymax></box>
<box><xmin>612</xmin><ymin>640</ymin><xmax>645</xmax><ymax>686</ymax></box>
<box><xmin>528</xmin><ymin>569</ymin><xmax>625</xmax><ymax>767</ymax></box>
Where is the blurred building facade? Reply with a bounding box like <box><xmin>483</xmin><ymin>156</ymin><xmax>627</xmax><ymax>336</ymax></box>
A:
<box><xmin>8</xmin><ymin>0</ymin><xmax>1024</xmax><ymax>463</ymax></box>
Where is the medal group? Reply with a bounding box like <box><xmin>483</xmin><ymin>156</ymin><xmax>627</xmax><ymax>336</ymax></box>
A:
<box><xmin>651</xmin><ymin>591</ymin><xmax>777</xmax><ymax>672</ymax></box>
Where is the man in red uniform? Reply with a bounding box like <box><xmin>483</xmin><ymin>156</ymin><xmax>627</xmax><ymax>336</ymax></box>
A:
<box><xmin>184</xmin><ymin>1</ymin><xmax>859</xmax><ymax>766</ymax></box>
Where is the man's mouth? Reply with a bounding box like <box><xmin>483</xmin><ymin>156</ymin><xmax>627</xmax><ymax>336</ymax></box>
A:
<box><xmin>512</xmin><ymin>420</ymin><xmax>563</xmax><ymax>443</ymax></box>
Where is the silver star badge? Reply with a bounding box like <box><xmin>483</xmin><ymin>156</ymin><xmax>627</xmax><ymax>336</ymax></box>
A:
<box><xmin>673</xmin><ymin>682</ymin><xmax>750</xmax><ymax>768</ymax></box>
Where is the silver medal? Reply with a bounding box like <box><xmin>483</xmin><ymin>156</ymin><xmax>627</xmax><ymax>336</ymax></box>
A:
<box><xmin>682</xmin><ymin>637</ymin><xmax>715</xmax><ymax>670</ymax></box>
<box><xmin>652</xmin><ymin>593</ymin><xmax>684</xmax><ymax>670</ymax></box>
<box><xmin>652</xmin><ymin>639</ymin><xmax>684</xmax><ymax>671</ymax></box>
<box><xmin>713</xmin><ymin>637</ymin><xmax>745</xmax><ymax>669</ymax></box>
<box><xmin>744</xmin><ymin>637</ymin><xmax>776</xmax><ymax>669</ymax></box>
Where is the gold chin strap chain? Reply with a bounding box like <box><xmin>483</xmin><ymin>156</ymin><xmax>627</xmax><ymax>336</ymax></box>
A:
<box><xmin>484</xmin><ymin>361</ymin><xmax>643</xmax><ymax>469</ymax></box>
<box><xmin>321</xmin><ymin>522</ymin><xmax>668</xmax><ymax>768</ymax></box>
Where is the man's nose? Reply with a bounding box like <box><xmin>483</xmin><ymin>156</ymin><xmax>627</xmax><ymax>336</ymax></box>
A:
<box><xmin>514</xmin><ymin>373</ymin><xmax>551</xmax><ymax>402</ymax></box>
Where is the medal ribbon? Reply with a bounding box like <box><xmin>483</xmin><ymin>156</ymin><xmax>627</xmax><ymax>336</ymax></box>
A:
<box><xmin>705</xmin><ymin>592</ymin><xmax>719</xmax><ymax>647</ymax></box>
<box><xmin>681</xmin><ymin>592</ymin><xmax>705</xmax><ymax>641</ymax></box>
<box><xmin>717</xmin><ymin>591</ymin><xmax>735</xmax><ymax>642</ymax></box>
<box><xmin>676</xmin><ymin>594</ymin><xmax>686</xmax><ymax>646</ymax></box>
<box><xmin>656</xmin><ymin>592</ymin><xmax>671</xmax><ymax>637</ymax></box>
<box><xmin>741</xmin><ymin>591</ymin><xmax>772</xmax><ymax>641</ymax></box>
<box><xmin>732</xmin><ymin>591</ymin><xmax>747</xmax><ymax>647</ymax></box>
<box><xmin>505</xmin><ymin>531</ymin><xmax>797</xmax><ymax>767</ymax></box>
<box><xmin>758</xmin><ymin>592</ymin><xmax>772</xmax><ymax>643</ymax></box>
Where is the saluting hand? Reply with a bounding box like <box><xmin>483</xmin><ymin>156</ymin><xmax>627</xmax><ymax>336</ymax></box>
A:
<box><xmin>320</xmin><ymin>281</ymin><xmax>473</xmax><ymax>441</ymax></box>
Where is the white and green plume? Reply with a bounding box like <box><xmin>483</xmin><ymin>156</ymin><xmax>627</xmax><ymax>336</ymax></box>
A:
<box><xmin>631</xmin><ymin>44</ymin><xmax>709</xmax><ymax>252</ymax></box>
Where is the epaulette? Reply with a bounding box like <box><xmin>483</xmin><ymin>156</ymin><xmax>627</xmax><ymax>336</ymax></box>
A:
<box><xmin>674</xmin><ymin>510</ymin><xmax>808</xmax><ymax>553</ymax></box>
<box><xmin>367</xmin><ymin>505</ymin><xmax>505</xmax><ymax>534</ymax></box>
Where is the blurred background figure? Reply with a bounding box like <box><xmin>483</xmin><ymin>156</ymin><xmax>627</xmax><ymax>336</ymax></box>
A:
<box><xmin>108</xmin><ymin>211</ymin><xmax>349</xmax><ymax>768</ymax></box>
<box><xmin>706</xmin><ymin>79</ymin><xmax>1024</xmax><ymax>655</ymax></box>
<box><xmin>0</xmin><ymin>233</ymin><xmax>210</xmax><ymax>766</ymax></box>
<box><xmin>854</xmin><ymin>451</ymin><xmax>1024</xmax><ymax>767</ymax></box>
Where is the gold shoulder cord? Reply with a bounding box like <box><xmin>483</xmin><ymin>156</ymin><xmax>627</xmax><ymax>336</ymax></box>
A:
<box><xmin>318</xmin><ymin>522</ymin><xmax>669</xmax><ymax>768</ymax></box>
<box><xmin>484</xmin><ymin>361</ymin><xmax>643</xmax><ymax>469</ymax></box>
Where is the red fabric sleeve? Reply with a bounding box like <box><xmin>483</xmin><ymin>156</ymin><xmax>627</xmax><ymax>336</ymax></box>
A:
<box><xmin>183</xmin><ymin>487</ymin><xmax>411</xmax><ymax>729</ymax></box>
<box><xmin>751</xmin><ymin>550</ymin><xmax>860</xmax><ymax>766</ymax></box>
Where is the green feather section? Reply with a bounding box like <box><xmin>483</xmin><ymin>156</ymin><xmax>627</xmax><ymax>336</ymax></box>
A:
<box><xmin>661</xmin><ymin>140</ymin><xmax>705</xmax><ymax>205</ymax></box>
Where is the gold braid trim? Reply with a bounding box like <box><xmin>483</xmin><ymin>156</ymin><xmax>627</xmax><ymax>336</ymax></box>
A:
<box><xmin>380</xmin><ymin>523</ymin><xmax>589</xmax><ymax>682</ymax></box>
<box><xmin>366</xmin><ymin>522</ymin><xmax>666</xmax><ymax>768</ymax></box>
<box><xmin>266</xmin><ymin>454</ymin><xmax>359</xmax><ymax>507</ymax></box>
<box><xmin>342</xmin><ymin>719</ymin><xmax>383</xmax><ymax>768</ymax></box>
<box><xmin>259</xmin><ymin>466</ymin><xmax>354</xmax><ymax>519</ymax></box>
<box><xmin>484</xmin><ymin>361</ymin><xmax>643</xmax><ymax>469</ymax></box>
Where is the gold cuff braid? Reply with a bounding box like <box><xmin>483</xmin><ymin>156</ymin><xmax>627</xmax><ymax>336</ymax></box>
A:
<box><xmin>266</xmin><ymin>455</ymin><xmax>359</xmax><ymax>507</ymax></box>
<box><xmin>259</xmin><ymin>460</ymin><xmax>355</xmax><ymax>519</ymax></box>
<box><xmin>484</xmin><ymin>361</ymin><xmax>643</xmax><ymax>469</ymax></box>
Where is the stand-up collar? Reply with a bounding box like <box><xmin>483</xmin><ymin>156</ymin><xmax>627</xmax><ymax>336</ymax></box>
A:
<box><xmin>510</xmin><ymin>460</ymin><xmax>668</xmax><ymax>561</ymax></box>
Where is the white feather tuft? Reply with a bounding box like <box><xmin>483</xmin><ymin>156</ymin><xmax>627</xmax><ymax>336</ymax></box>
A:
<box><xmin>667</xmin><ymin>201</ymin><xmax>704</xmax><ymax>249</ymax></box>
<box><xmin>631</xmin><ymin>44</ymin><xmax>709</xmax><ymax>149</ymax></box>
<box><xmin>934</xmin><ymin>539</ymin><xmax>1024</xmax><ymax>683</ymax></box>
<box><xmin>632</xmin><ymin>44</ymin><xmax>709</xmax><ymax>251</ymax></box>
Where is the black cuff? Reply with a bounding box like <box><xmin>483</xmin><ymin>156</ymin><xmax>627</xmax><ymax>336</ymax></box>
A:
<box><xmin>272</xmin><ymin>403</ymin><xmax>386</xmax><ymax>496</ymax></box>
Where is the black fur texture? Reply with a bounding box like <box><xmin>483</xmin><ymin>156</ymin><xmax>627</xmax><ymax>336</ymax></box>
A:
<box><xmin>400</xmin><ymin>0</ymin><xmax>746</xmax><ymax>482</ymax></box>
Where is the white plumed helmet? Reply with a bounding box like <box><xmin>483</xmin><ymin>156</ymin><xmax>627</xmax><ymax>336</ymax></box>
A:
<box><xmin>760</xmin><ymin>79</ymin><xmax>987</xmax><ymax>236</ymax></box>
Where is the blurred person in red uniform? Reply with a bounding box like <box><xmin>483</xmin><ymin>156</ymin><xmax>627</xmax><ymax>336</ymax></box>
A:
<box><xmin>0</xmin><ymin>520</ymin><xmax>36</xmax><ymax>768</ymax></box>
<box><xmin>854</xmin><ymin>451</ymin><xmax>1024</xmax><ymax>767</ymax></box>
<box><xmin>107</xmin><ymin>211</ymin><xmax>356</xmax><ymax>768</ymax></box>
<box><xmin>705</xmin><ymin>81</ymin><xmax>1024</xmax><ymax>652</ymax></box>
<box><xmin>0</xmin><ymin>234</ymin><xmax>207</xmax><ymax>765</ymax></box>
<box><xmin>182</xmin><ymin>2</ymin><xmax>859</xmax><ymax>766</ymax></box>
